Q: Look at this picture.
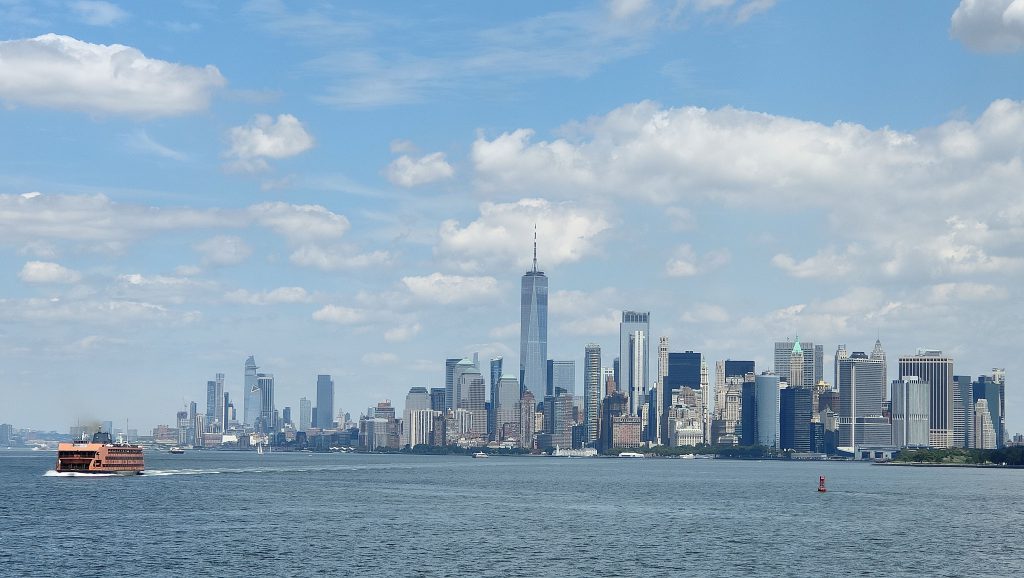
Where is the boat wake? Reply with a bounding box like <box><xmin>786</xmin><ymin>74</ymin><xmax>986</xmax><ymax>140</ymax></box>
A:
<box><xmin>44</xmin><ymin>470</ymin><xmax>116</xmax><ymax>477</ymax></box>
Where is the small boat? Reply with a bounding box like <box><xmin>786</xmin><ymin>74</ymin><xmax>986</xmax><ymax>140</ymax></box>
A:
<box><xmin>472</xmin><ymin>451</ymin><xmax>488</xmax><ymax>458</ymax></box>
<box><xmin>618</xmin><ymin>452</ymin><xmax>645</xmax><ymax>458</ymax></box>
<box><xmin>168</xmin><ymin>447</ymin><xmax>185</xmax><ymax>454</ymax></box>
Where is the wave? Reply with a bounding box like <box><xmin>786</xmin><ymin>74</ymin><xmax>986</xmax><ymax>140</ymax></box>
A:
<box><xmin>44</xmin><ymin>470</ymin><xmax>116</xmax><ymax>477</ymax></box>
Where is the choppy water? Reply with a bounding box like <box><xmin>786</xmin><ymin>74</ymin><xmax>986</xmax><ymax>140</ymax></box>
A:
<box><xmin>1</xmin><ymin>450</ymin><xmax>1020</xmax><ymax>577</ymax></box>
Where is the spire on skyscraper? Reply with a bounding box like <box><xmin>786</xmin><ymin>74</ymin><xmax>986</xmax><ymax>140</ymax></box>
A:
<box><xmin>532</xmin><ymin>223</ymin><xmax>538</xmax><ymax>273</ymax></box>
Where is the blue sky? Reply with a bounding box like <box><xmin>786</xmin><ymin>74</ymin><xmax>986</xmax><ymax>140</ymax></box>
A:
<box><xmin>1</xmin><ymin>0</ymin><xmax>1023</xmax><ymax>433</ymax></box>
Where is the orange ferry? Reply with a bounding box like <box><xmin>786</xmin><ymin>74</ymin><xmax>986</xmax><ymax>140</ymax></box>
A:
<box><xmin>55</xmin><ymin>432</ymin><xmax>144</xmax><ymax>475</ymax></box>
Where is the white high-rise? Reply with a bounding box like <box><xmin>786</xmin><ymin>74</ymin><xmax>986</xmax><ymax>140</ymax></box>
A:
<box><xmin>628</xmin><ymin>330</ymin><xmax>647</xmax><ymax>416</ymax></box>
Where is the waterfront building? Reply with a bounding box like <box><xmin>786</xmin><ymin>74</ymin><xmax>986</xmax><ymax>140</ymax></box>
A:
<box><xmin>899</xmin><ymin>351</ymin><xmax>954</xmax><ymax>448</ymax></box>
<box><xmin>973</xmin><ymin>399</ymin><xmax>997</xmax><ymax>449</ymax></box>
<box><xmin>611</xmin><ymin>415</ymin><xmax>643</xmax><ymax>449</ymax></box>
<box><xmin>176</xmin><ymin>411</ymin><xmax>189</xmax><ymax>445</ymax></box>
<box><xmin>775</xmin><ymin>339</ymin><xmax>823</xmax><ymax>388</ymax></box>
<box><xmin>838</xmin><ymin>351</ymin><xmax>890</xmax><ymax>449</ymax></box>
<box><xmin>409</xmin><ymin>409</ymin><xmax>439</xmax><ymax>447</ymax></box>
<box><xmin>599</xmin><ymin>392</ymin><xmax>629</xmax><ymax>452</ymax></box>
<box><xmin>243</xmin><ymin>355</ymin><xmax>260</xmax><ymax>427</ymax></box>
<box><xmin>953</xmin><ymin>375</ymin><xmax>973</xmax><ymax>448</ymax></box>
<box><xmin>299</xmin><ymin>397</ymin><xmax>311</xmax><ymax>431</ymax></box>
<box><xmin>444</xmin><ymin>358</ymin><xmax>461</xmax><ymax>412</ymax></box>
<box><xmin>520</xmin><ymin>234</ymin><xmax>548</xmax><ymax>401</ymax></box>
<box><xmin>618</xmin><ymin>311</ymin><xmax>650</xmax><ymax>400</ymax></box>
<box><xmin>495</xmin><ymin>374</ymin><xmax>521</xmax><ymax>443</ymax></box>
<box><xmin>430</xmin><ymin>387</ymin><xmax>446</xmax><ymax>413</ymax></box>
<box><xmin>456</xmin><ymin>364</ymin><xmax>487</xmax><ymax>439</ymax></box>
<box><xmin>780</xmin><ymin>385</ymin><xmax>813</xmax><ymax>452</ymax></box>
<box><xmin>754</xmin><ymin>373</ymin><xmax>780</xmax><ymax>449</ymax></box>
<box><xmin>0</xmin><ymin>423</ymin><xmax>11</xmax><ymax>446</ymax></box>
<box><xmin>626</xmin><ymin>330</ymin><xmax>647</xmax><ymax>416</ymax></box>
<box><xmin>257</xmin><ymin>373</ymin><xmax>275</xmax><ymax>434</ymax></box>
<box><xmin>584</xmin><ymin>344</ymin><xmax>601</xmax><ymax>444</ymax></box>
<box><xmin>741</xmin><ymin>378</ymin><xmax>756</xmax><ymax>446</ymax></box>
<box><xmin>891</xmin><ymin>377</ymin><xmax>930</xmax><ymax>448</ymax></box>
<box><xmin>547</xmin><ymin>360</ymin><xmax>575</xmax><ymax>397</ymax></box>
<box><xmin>489</xmin><ymin>357</ymin><xmax>503</xmax><ymax>439</ymax></box>
<box><xmin>662</xmin><ymin>351</ymin><xmax>703</xmax><ymax>445</ymax></box>
<box><xmin>973</xmin><ymin>372</ymin><xmax>1005</xmax><ymax>448</ymax></box>
<box><xmin>402</xmin><ymin>387</ymin><xmax>431</xmax><ymax>447</ymax></box>
<box><xmin>316</xmin><ymin>374</ymin><xmax>335</xmax><ymax>431</ymax></box>
<box><xmin>206</xmin><ymin>373</ymin><xmax>224</xmax><ymax>433</ymax></box>
<box><xmin>519</xmin><ymin>390</ymin><xmax>537</xmax><ymax>449</ymax></box>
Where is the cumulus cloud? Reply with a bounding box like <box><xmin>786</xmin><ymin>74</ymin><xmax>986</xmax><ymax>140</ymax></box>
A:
<box><xmin>225</xmin><ymin>287</ymin><xmax>311</xmax><ymax>305</ymax></box>
<box><xmin>194</xmin><ymin>235</ymin><xmax>252</xmax><ymax>266</ymax></box>
<box><xmin>249</xmin><ymin>202</ymin><xmax>349</xmax><ymax>243</ymax></box>
<box><xmin>0</xmin><ymin>34</ymin><xmax>224</xmax><ymax>116</ymax></box>
<box><xmin>682</xmin><ymin>303</ymin><xmax>731</xmax><ymax>324</ymax></box>
<box><xmin>927</xmin><ymin>282</ymin><xmax>1009</xmax><ymax>303</ymax></box>
<box><xmin>386</xmin><ymin>152</ymin><xmax>454</xmax><ymax>187</ymax></box>
<box><xmin>19</xmin><ymin>261</ymin><xmax>81</xmax><ymax>284</ymax></box>
<box><xmin>437</xmin><ymin>198</ymin><xmax>612</xmax><ymax>272</ymax></box>
<box><xmin>289</xmin><ymin>244</ymin><xmax>391</xmax><ymax>270</ymax></box>
<box><xmin>0</xmin><ymin>297</ymin><xmax>199</xmax><ymax>325</ymax></box>
<box><xmin>549</xmin><ymin>288</ymin><xmax>623</xmax><ymax>336</ymax></box>
<box><xmin>312</xmin><ymin>305</ymin><xmax>366</xmax><ymax>324</ymax></box>
<box><xmin>401</xmin><ymin>273</ymin><xmax>499</xmax><ymax>304</ymax></box>
<box><xmin>225</xmin><ymin>114</ymin><xmax>315</xmax><ymax>172</ymax></box>
<box><xmin>951</xmin><ymin>0</ymin><xmax>1024</xmax><ymax>53</ymax></box>
<box><xmin>70</xmin><ymin>1</ymin><xmax>128</xmax><ymax>26</ymax></box>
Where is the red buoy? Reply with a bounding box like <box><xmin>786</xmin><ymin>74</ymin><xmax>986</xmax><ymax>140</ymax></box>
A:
<box><xmin>818</xmin><ymin>475</ymin><xmax>827</xmax><ymax>492</ymax></box>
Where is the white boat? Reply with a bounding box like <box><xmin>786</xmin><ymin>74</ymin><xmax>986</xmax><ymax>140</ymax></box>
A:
<box><xmin>168</xmin><ymin>447</ymin><xmax>185</xmax><ymax>454</ymax></box>
<box><xmin>472</xmin><ymin>451</ymin><xmax>488</xmax><ymax>458</ymax></box>
<box><xmin>618</xmin><ymin>452</ymin><xmax>645</xmax><ymax>458</ymax></box>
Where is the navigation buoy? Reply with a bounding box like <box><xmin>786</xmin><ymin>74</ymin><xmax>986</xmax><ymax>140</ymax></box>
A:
<box><xmin>818</xmin><ymin>475</ymin><xmax>827</xmax><ymax>493</ymax></box>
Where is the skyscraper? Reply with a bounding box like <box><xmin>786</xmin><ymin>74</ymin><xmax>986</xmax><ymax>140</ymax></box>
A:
<box><xmin>628</xmin><ymin>330</ymin><xmax>647</xmax><ymax>416</ymax></box>
<box><xmin>899</xmin><ymin>351</ymin><xmax>954</xmax><ymax>448</ymax></box>
<box><xmin>456</xmin><ymin>362</ymin><xmax>487</xmax><ymax>438</ymax></box>
<box><xmin>546</xmin><ymin>360</ymin><xmax>575</xmax><ymax>397</ymax></box>
<box><xmin>520</xmin><ymin>232</ymin><xmax>548</xmax><ymax>400</ymax></box>
<box><xmin>257</xmin><ymin>373</ymin><xmax>275</xmax><ymax>434</ymax></box>
<box><xmin>619</xmin><ymin>311</ymin><xmax>650</xmax><ymax>398</ymax></box>
<box><xmin>299</xmin><ymin>397</ymin><xmax>312</xmax><ymax>431</ymax></box>
<box><xmin>444</xmin><ymin>358</ymin><xmax>461</xmax><ymax>411</ymax></box>
<box><xmin>206</xmin><ymin>373</ymin><xmax>224</xmax><ymax>433</ymax></box>
<box><xmin>403</xmin><ymin>387</ymin><xmax>431</xmax><ymax>447</ymax></box>
<box><xmin>429</xmin><ymin>387</ymin><xmax>446</xmax><ymax>413</ymax></box>
<box><xmin>891</xmin><ymin>377</ymin><xmax>929</xmax><ymax>448</ymax></box>
<box><xmin>584</xmin><ymin>344</ymin><xmax>601</xmax><ymax>445</ymax></box>
<box><xmin>754</xmin><ymin>373</ymin><xmax>780</xmax><ymax>449</ymax></box>
<box><xmin>973</xmin><ymin>372</ymin><xmax>1005</xmax><ymax>449</ymax></box>
<box><xmin>780</xmin><ymin>385</ymin><xmax>813</xmax><ymax>452</ymax></box>
<box><xmin>774</xmin><ymin>339</ymin><xmax>823</xmax><ymax>387</ymax></box>
<box><xmin>838</xmin><ymin>351</ymin><xmax>889</xmax><ymax>449</ymax></box>
<box><xmin>953</xmin><ymin>375</ymin><xmax>974</xmax><ymax>449</ymax></box>
<box><xmin>316</xmin><ymin>374</ymin><xmax>335</xmax><ymax>431</ymax></box>
<box><xmin>243</xmin><ymin>356</ymin><xmax>260</xmax><ymax>428</ymax></box>
<box><xmin>489</xmin><ymin>357</ymin><xmax>503</xmax><ymax>438</ymax></box>
<box><xmin>494</xmin><ymin>374</ymin><xmax>520</xmax><ymax>442</ymax></box>
<box><xmin>662</xmin><ymin>351</ymin><xmax>702</xmax><ymax>444</ymax></box>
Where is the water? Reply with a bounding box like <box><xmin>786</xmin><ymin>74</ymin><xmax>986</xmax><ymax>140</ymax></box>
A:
<box><xmin>1</xmin><ymin>450</ymin><xmax>1020</xmax><ymax>577</ymax></box>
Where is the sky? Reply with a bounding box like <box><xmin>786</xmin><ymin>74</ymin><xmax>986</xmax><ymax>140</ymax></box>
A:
<box><xmin>1</xmin><ymin>0</ymin><xmax>1023</xmax><ymax>434</ymax></box>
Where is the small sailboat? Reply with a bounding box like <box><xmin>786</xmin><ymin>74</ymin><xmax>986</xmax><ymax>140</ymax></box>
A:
<box><xmin>256</xmin><ymin>442</ymin><xmax>264</xmax><ymax>455</ymax></box>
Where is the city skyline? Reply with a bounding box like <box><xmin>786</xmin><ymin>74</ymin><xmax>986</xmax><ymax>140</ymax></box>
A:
<box><xmin>0</xmin><ymin>1</ymin><xmax>1022</xmax><ymax>433</ymax></box>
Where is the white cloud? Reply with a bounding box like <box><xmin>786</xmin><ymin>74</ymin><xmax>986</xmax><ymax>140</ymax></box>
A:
<box><xmin>927</xmin><ymin>282</ymin><xmax>1009</xmax><ymax>303</ymax></box>
<box><xmin>125</xmin><ymin>129</ymin><xmax>187</xmax><ymax>161</ymax></box>
<box><xmin>0</xmin><ymin>34</ymin><xmax>224</xmax><ymax>116</ymax></box>
<box><xmin>489</xmin><ymin>322</ymin><xmax>519</xmax><ymax>339</ymax></box>
<box><xmin>194</xmin><ymin>235</ymin><xmax>252</xmax><ymax>266</ymax></box>
<box><xmin>312</xmin><ymin>305</ymin><xmax>366</xmax><ymax>324</ymax></box>
<box><xmin>772</xmin><ymin>246</ymin><xmax>861</xmax><ymax>279</ymax></box>
<box><xmin>70</xmin><ymin>1</ymin><xmax>128</xmax><ymax>26</ymax></box>
<box><xmin>951</xmin><ymin>0</ymin><xmax>1024</xmax><ymax>53</ymax></box>
<box><xmin>549</xmin><ymin>288</ymin><xmax>622</xmax><ymax>336</ymax></box>
<box><xmin>361</xmin><ymin>352</ymin><xmax>399</xmax><ymax>364</ymax></box>
<box><xmin>0</xmin><ymin>297</ymin><xmax>199</xmax><ymax>325</ymax></box>
<box><xmin>401</xmin><ymin>273</ymin><xmax>499</xmax><ymax>304</ymax></box>
<box><xmin>225</xmin><ymin>287</ymin><xmax>311</xmax><ymax>305</ymax></box>
<box><xmin>666</xmin><ymin>245</ymin><xmax>730</xmax><ymax>277</ymax></box>
<box><xmin>249</xmin><ymin>202</ymin><xmax>349</xmax><ymax>243</ymax></box>
<box><xmin>289</xmin><ymin>244</ymin><xmax>391</xmax><ymax>270</ymax></box>
<box><xmin>0</xmin><ymin>193</ymin><xmax>226</xmax><ymax>246</ymax></box>
<box><xmin>225</xmin><ymin>114</ymin><xmax>315</xmax><ymax>172</ymax></box>
<box><xmin>386</xmin><ymin>152</ymin><xmax>454</xmax><ymax>187</ymax></box>
<box><xmin>437</xmin><ymin>198</ymin><xmax>611</xmax><ymax>271</ymax></box>
<box><xmin>384</xmin><ymin>322</ymin><xmax>422</xmax><ymax>342</ymax></box>
<box><xmin>19</xmin><ymin>261</ymin><xmax>81</xmax><ymax>284</ymax></box>
<box><xmin>389</xmin><ymin>139</ymin><xmax>416</xmax><ymax>153</ymax></box>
